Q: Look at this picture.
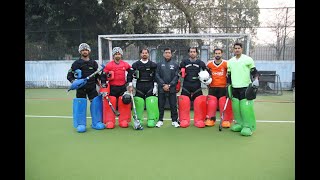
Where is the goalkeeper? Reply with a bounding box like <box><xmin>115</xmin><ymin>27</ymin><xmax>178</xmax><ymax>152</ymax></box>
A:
<box><xmin>205</xmin><ymin>48</ymin><xmax>233</xmax><ymax>128</ymax></box>
<box><xmin>178</xmin><ymin>47</ymin><xmax>210</xmax><ymax>128</ymax></box>
<box><xmin>66</xmin><ymin>43</ymin><xmax>105</xmax><ymax>133</ymax></box>
<box><xmin>127</xmin><ymin>48</ymin><xmax>159</xmax><ymax>128</ymax></box>
<box><xmin>100</xmin><ymin>47</ymin><xmax>132</xmax><ymax>129</ymax></box>
<box><xmin>227</xmin><ymin>42</ymin><xmax>260</xmax><ymax>136</ymax></box>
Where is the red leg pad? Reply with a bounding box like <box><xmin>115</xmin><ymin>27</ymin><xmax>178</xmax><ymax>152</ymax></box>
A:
<box><xmin>206</xmin><ymin>95</ymin><xmax>218</xmax><ymax>120</ymax></box>
<box><xmin>118</xmin><ymin>96</ymin><xmax>131</xmax><ymax>128</ymax></box>
<box><xmin>178</xmin><ymin>95</ymin><xmax>190</xmax><ymax>128</ymax></box>
<box><xmin>103</xmin><ymin>96</ymin><xmax>117</xmax><ymax>129</ymax></box>
<box><xmin>193</xmin><ymin>95</ymin><xmax>207</xmax><ymax>128</ymax></box>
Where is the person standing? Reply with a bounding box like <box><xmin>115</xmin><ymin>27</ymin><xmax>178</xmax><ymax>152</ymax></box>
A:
<box><xmin>100</xmin><ymin>47</ymin><xmax>132</xmax><ymax>129</ymax></box>
<box><xmin>67</xmin><ymin>43</ymin><xmax>105</xmax><ymax>133</ymax></box>
<box><xmin>205</xmin><ymin>48</ymin><xmax>233</xmax><ymax>128</ymax></box>
<box><xmin>127</xmin><ymin>48</ymin><xmax>159</xmax><ymax>128</ymax></box>
<box><xmin>178</xmin><ymin>47</ymin><xmax>210</xmax><ymax>128</ymax></box>
<box><xmin>155</xmin><ymin>47</ymin><xmax>180</xmax><ymax>128</ymax></box>
<box><xmin>227</xmin><ymin>42</ymin><xmax>260</xmax><ymax>136</ymax></box>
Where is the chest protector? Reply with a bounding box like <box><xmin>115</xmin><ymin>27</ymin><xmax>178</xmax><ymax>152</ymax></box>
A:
<box><xmin>136</xmin><ymin>61</ymin><xmax>155</xmax><ymax>82</ymax></box>
<box><xmin>184</xmin><ymin>61</ymin><xmax>201</xmax><ymax>82</ymax></box>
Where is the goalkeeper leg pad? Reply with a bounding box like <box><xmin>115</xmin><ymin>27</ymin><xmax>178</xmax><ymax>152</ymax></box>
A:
<box><xmin>103</xmin><ymin>96</ymin><xmax>117</xmax><ymax>129</ymax></box>
<box><xmin>193</xmin><ymin>95</ymin><xmax>207</xmax><ymax>128</ymax></box>
<box><xmin>73</xmin><ymin>98</ymin><xmax>87</xmax><ymax>133</ymax></box>
<box><xmin>219</xmin><ymin>96</ymin><xmax>233</xmax><ymax>128</ymax></box>
<box><xmin>118</xmin><ymin>96</ymin><xmax>132</xmax><ymax>128</ymax></box>
<box><xmin>90</xmin><ymin>95</ymin><xmax>105</xmax><ymax>130</ymax></box>
<box><xmin>133</xmin><ymin>96</ymin><xmax>145</xmax><ymax>125</ymax></box>
<box><xmin>146</xmin><ymin>96</ymin><xmax>159</xmax><ymax>128</ymax></box>
<box><xmin>205</xmin><ymin>95</ymin><xmax>217</xmax><ymax>126</ymax></box>
<box><xmin>178</xmin><ymin>95</ymin><xmax>191</xmax><ymax>128</ymax></box>
<box><xmin>239</xmin><ymin>99</ymin><xmax>256</xmax><ymax>136</ymax></box>
<box><xmin>230</xmin><ymin>98</ymin><xmax>243</xmax><ymax>132</ymax></box>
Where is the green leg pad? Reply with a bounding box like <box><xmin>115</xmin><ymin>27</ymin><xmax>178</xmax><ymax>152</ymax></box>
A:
<box><xmin>240</xmin><ymin>99</ymin><xmax>256</xmax><ymax>131</ymax></box>
<box><xmin>146</xmin><ymin>96</ymin><xmax>159</xmax><ymax>127</ymax></box>
<box><xmin>133</xmin><ymin>96</ymin><xmax>145</xmax><ymax>124</ymax></box>
<box><xmin>230</xmin><ymin>98</ymin><xmax>243</xmax><ymax>132</ymax></box>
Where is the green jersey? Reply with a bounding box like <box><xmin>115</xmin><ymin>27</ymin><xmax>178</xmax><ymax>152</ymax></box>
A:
<box><xmin>227</xmin><ymin>54</ymin><xmax>255</xmax><ymax>88</ymax></box>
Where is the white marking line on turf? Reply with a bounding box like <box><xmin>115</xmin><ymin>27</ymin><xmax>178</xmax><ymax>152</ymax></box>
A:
<box><xmin>25</xmin><ymin>115</ymin><xmax>295</xmax><ymax>123</ymax></box>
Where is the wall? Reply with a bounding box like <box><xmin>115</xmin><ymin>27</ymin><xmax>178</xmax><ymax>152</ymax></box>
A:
<box><xmin>25</xmin><ymin>60</ymin><xmax>295</xmax><ymax>89</ymax></box>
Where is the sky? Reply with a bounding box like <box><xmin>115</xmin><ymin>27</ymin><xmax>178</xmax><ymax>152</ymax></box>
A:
<box><xmin>255</xmin><ymin>0</ymin><xmax>295</xmax><ymax>44</ymax></box>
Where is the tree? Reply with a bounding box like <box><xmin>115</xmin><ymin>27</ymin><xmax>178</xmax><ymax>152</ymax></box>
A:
<box><xmin>25</xmin><ymin>0</ymin><xmax>161</xmax><ymax>60</ymax></box>
<box><xmin>266</xmin><ymin>6</ymin><xmax>295</xmax><ymax>60</ymax></box>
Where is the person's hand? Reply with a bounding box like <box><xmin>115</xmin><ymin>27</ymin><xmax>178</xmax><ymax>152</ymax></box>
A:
<box><xmin>163</xmin><ymin>84</ymin><xmax>169</xmax><ymax>91</ymax></box>
<box><xmin>101</xmin><ymin>83</ymin><xmax>108</xmax><ymax>88</ymax></box>
<box><xmin>252</xmin><ymin>78</ymin><xmax>259</xmax><ymax>88</ymax></box>
<box><xmin>127</xmin><ymin>85</ymin><xmax>133</xmax><ymax>93</ymax></box>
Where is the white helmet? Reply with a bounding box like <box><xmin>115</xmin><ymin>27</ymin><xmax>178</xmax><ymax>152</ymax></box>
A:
<box><xmin>78</xmin><ymin>43</ymin><xmax>91</xmax><ymax>53</ymax></box>
<box><xmin>112</xmin><ymin>47</ymin><xmax>123</xmax><ymax>56</ymax></box>
<box><xmin>198</xmin><ymin>70</ymin><xmax>212</xmax><ymax>85</ymax></box>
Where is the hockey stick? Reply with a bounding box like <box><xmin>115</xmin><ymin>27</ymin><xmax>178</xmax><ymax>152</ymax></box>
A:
<box><xmin>101</xmin><ymin>92</ymin><xmax>120</xmax><ymax>117</ymax></box>
<box><xmin>130</xmin><ymin>91</ymin><xmax>143</xmax><ymax>130</ymax></box>
<box><xmin>67</xmin><ymin>64</ymin><xmax>105</xmax><ymax>92</ymax></box>
<box><xmin>97</xmin><ymin>79</ymin><xmax>120</xmax><ymax>117</ymax></box>
<box><xmin>219</xmin><ymin>97</ymin><xmax>229</xmax><ymax>131</ymax></box>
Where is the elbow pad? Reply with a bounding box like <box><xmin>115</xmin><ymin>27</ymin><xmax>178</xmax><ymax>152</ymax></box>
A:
<box><xmin>250</xmin><ymin>67</ymin><xmax>259</xmax><ymax>79</ymax></box>
<box><xmin>180</xmin><ymin>68</ymin><xmax>186</xmax><ymax>78</ymax></box>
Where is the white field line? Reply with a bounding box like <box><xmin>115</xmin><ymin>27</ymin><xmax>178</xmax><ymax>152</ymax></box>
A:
<box><xmin>25</xmin><ymin>115</ymin><xmax>295</xmax><ymax>123</ymax></box>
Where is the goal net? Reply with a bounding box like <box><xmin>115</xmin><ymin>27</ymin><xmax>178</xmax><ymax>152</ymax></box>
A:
<box><xmin>97</xmin><ymin>33</ymin><xmax>251</xmax><ymax>66</ymax></box>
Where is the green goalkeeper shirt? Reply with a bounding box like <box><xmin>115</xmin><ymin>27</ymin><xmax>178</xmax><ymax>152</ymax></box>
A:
<box><xmin>227</xmin><ymin>54</ymin><xmax>255</xmax><ymax>88</ymax></box>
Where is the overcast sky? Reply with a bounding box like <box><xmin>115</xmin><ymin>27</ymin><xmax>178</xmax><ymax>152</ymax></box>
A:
<box><xmin>256</xmin><ymin>0</ymin><xmax>295</xmax><ymax>44</ymax></box>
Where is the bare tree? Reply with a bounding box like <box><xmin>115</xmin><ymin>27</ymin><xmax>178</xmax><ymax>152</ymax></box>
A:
<box><xmin>266</xmin><ymin>6</ymin><xmax>295</xmax><ymax>60</ymax></box>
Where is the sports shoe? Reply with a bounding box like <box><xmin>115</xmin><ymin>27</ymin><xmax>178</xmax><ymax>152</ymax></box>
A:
<box><xmin>221</xmin><ymin>121</ymin><xmax>231</xmax><ymax>128</ymax></box>
<box><xmin>155</xmin><ymin>121</ymin><xmax>164</xmax><ymax>128</ymax></box>
<box><xmin>172</xmin><ymin>121</ymin><xmax>180</xmax><ymax>128</ymax></box>
<box><xmin>205</xmin><ymin>119</ymin><xmax>215</xmax><ymax>126</ymax></box>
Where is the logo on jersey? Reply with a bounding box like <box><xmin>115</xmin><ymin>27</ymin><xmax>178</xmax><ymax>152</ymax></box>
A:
<box><xmin>212</xmin><ymin>69</ymin><xmax>224</xmax><ymax>76</ymax></box>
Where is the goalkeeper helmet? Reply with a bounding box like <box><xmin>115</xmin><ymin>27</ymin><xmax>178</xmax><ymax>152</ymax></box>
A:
<box><xmin>122</xmin><ymin>93</ymin><xmax>131</xmax><ymax>104</ymax></box>
<box><xmin>78</xmin><ymin>43</ymin><xmax>91</xmax><ymax>53</ymax></box>
<box><xmin>198</xmin><ymin>70</ymin><xmax>212</xmax><ymax>85</ymax></box>
<box><xmin>112</xmin><ymin>47</ymin><xmax>123</xmax><ymax>56</ymax></box>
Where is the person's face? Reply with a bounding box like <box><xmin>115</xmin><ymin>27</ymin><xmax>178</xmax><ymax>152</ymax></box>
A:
<box><xmin>140</xmin><ymin>50</ymin><xmax>149</xmax><ymax>60</ymax></box>
<box><xmin>114</xmin><ymin>52</ymin><xmax>122</xmax><ymax>61</ymax></box>
<box><xmin>163</xmin><ymin>50</ymin><xmax>172</xmax><ymax>60</ymax></box>
<box><xmin>188</xmin><ymin>48</ymin><xmax>197</xmax><ymax>59</ymax></box>
<box><xmin>233</xmin><ymin>45</ymin><xmax>243</xmax><ymax>55</ymax></box>
<box><xmin>214</xmin><ymin>50</ymin><xmax>223</xmax><ymax>60</ymax></box>
<box><xmin>80</xmin><ymin>49</ymin><xmax>90</xmax><ymax>57</ymax></box>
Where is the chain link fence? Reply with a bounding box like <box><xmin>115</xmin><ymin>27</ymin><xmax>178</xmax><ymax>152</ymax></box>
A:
<box><xmin>25</xmin><ymin>6</ymin><xmax>295</xmax><ymax>61</ymax></box>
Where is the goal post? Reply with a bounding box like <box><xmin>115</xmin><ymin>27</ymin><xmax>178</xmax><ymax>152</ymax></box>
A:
<box><xmin>97</xmin><ymin>33</ymin><xmax>251</xmax><ymax>65</ymax></box>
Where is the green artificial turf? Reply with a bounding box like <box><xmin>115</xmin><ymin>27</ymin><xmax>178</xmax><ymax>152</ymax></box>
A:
<box><xmin>25</xmin><ymin>88</ymin><xmax>295</xmax><ymax>180</ymax></box>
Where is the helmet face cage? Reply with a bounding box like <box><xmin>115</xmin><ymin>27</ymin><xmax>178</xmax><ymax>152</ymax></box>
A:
<box><xmin>112</xmin><ymin>47</ymin><xmax>123</xmax><ymax>56</ymax></box>
<box><xmin>78</xmin><ymin>43</ymin><xmax>91</xmax><ymax>53</ymax></box>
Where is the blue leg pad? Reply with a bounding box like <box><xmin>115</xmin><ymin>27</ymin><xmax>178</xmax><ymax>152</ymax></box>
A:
<box><xmin>90</xmin><ymin>95</ymin><xmax>105</xmax><ymax>130</ymax></box>
<box><xmin>73</xmin><ymin>98</ymin><xmax>87</xmax><ymax>129</ymax></box>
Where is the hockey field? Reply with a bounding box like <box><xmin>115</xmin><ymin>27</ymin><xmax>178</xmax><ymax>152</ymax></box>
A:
<box><xmin>25</xmin><ymin>88</ymin><xmax>295</xmax><ymax>180</ymax></box>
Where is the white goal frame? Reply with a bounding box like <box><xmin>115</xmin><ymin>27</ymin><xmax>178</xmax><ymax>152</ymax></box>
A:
<box><xmin>97</xmin><ymin>33</ymin><xmax>250</xmax><ymax>65</ymax></box>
